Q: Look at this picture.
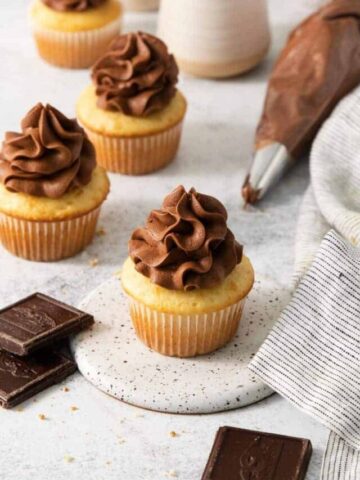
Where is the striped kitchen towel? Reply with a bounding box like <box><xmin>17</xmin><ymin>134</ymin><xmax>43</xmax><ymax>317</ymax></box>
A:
<box><xmin>249</xmin><ymin>230</ymin><xmax>360</xmax><ymax>478</ymax></box>
<box><xmin>322</xmin><ymin>432</ymin><xmax>360</xmax><ymax>479</ymax></box>
<box><xmin>294</xmin><ymin>85</ymin><xmax>360</xmax><ymax>284</ymax></box>
<box><xmin>249</xmin><ymin>83</ymin><xmax>360</xmax><ymax>480</ymax></box>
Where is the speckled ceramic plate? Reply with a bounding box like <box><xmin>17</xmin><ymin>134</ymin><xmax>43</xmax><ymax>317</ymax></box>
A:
<box><xmin>71</xmin><ymin>275</ymin><xmax>290</xmax><ymax>414</ymax></box>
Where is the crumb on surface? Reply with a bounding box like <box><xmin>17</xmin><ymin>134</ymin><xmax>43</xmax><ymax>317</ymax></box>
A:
<box><xmin>64</xmin><ymin>455</ymin><xmax>75</xmax><ymax>463</ymax></box>
<box><xmin>16</xmin><ymin>407</ymin><xmax>23</xmax><ymax>412</ymax></box>
<box><xmin>164</xmin><ymin>470</ymin><xmax>178</xmax><ymax>478</ymax></box>
<box><xmin>70</xmin><ymin>406</ymin><xmax>79</xmax><ymax>412</ymax></box>
<box><xmin>63</xmin><ymin>387</ymin><xmax>70</xmax><ymax>392</ymax></box>
<box><xmin>38</xmin><ymin>414</ymin><xmax>47</xmax><ymax>421</ymax></box>
<box><xmin>170</xmin><ymin>431</ymin><xmax>179</xmax><ymax>437</ymax></box>
<box><xmin>89</xmin><ymin>258</ymin><xmax>99</xmax><ymax>267</ymax></box>
<box><xmin>96</xmin><ymin>227</ymin><xmax>106</xmax><ymax>236</ymax></box>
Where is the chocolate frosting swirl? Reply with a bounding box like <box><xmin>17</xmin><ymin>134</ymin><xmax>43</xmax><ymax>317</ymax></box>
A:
<box><xmin>92</xmin><ymin>32</ymin><xmax>179</xmax><ymax>117</ymax></box>
<box><xmin>129</xmin><ymin>186</ymin><xmax>243</xmax><ymax>291</ymax></box>
<box><xmin>0</xmin><ymin>103</ymin><xmax>96</xmax><ymax>198</ymax></box>
<box><xmin>42</xmin><ymin>0</ymin><xmax>106</xmax><ymax>12</ymax></box>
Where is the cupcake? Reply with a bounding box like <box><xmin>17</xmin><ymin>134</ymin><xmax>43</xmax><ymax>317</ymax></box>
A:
<box><xmin>121</xmin><ymin>0</ymin><xmax>159</xmax><ymax>11</ymax></box>
<box><xmin>0</xmin><ymin>103</ymin><xmax>109</xmax><ymax>262</ymax></box>
<box><xmin>121</xmin><ymin>186</ymin><xmax>254</xmax><ymax>358</ymax></box>
<box><xmin>30</xmin><ymin>0</ymin><xmax>122</xmax><ymax>69</ymax></box>
<box><xmin>76</xmin><ymin>32</ymin><xmax>187</xmax><ymax>174</ymax></box>
<box><xmin>158</xmin><ymin>0</ymin><xmax>270</xmax><ymax>78</ymax></box>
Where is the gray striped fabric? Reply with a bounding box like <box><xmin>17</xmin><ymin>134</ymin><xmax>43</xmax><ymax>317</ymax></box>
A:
<box><xmin>263</xmin><ymin>61</ymin><xmax>360</xmax><ymax>480</ymax></box>
<box><xmin>321</xmin><ymin>432</ymin><xmax>360</xmax><ymax>480</ymax></box>
<box><xmin>249</xmin><ymin>230</ymin><xmax>360</xmax><ymax>479</ymax></box>
<box><xmin>293</xmin><ymin>186</ymin><xmax>329</xmax><ymax>286</ymax></box>
<box><xmin>294</xmin><ymin>86</ymin><xmax>360</xmax><ymax>284</ymax></box>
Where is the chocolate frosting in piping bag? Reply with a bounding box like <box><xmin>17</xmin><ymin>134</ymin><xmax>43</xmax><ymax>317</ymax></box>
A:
<box><xmin>0</xmin><ymin>103</ymin><xmax>96</xmax><ymax>198</ymax></box>
<box><xmin>42</xmin><ymin>0</ymin><xmax>106</xmax><ymax>12</ymax></box>
<box><xmin>92</xmin><ymin>32</ymin><xmax>179</xmax><ymax>117</ymax></box>
<box><xmin>129</xmin><ymin>186</ymin><xmax>243</xmax><ymax>291</ymax></box>
<box><xmin>255</xmin><ymin>0</ymin><xmax>360</xmax><ymax>159</ymax></box>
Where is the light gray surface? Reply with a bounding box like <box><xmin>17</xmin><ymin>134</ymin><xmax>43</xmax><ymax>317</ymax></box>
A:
<box><xmin>0</xmin><ymin>1</ymin><xmax>328</xmax><ymax>479</ymax></box>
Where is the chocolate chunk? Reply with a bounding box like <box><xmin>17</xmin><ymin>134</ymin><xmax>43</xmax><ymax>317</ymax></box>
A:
<box><xmin>202</xmin><ymin>426</ymin><xmax>312</xmax><ymax>480</ymax></box>
<box><xmin>0</xmin><ymin>349</ymin><xmax>76</xmax><ymax>408</ymax></box>
<box><xmin>0</xmin><ymin>293</ymin><xmax>93</xmax><ymax>356</ymax></box>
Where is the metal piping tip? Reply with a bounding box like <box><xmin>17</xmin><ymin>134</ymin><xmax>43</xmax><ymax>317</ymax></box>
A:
<box><xmin>242</xmin><ymin>142</ymin><xmax>293</xmax><ymax>205</ymax></box>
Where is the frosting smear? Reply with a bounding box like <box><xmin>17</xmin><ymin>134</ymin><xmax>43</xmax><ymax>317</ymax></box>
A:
<box><xmin>129</xmin><ymin>186</ymin><xmax>243</xmax><ymax>291</ymax></box>
<box><xmin>92</xmin><ymin>32</ymin><xmax>179</xmax><ymax>117</ymax></box>
<box><xmin>0</xmin><ymin>103</ymin><xmax>96</xmax><ymax>198</ymax></box>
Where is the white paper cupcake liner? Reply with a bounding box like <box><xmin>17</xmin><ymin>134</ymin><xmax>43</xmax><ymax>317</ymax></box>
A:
<box><xmin>32</xmin><ymin>17</ymin><xmax>121</xmax><ymax>69</ymax></box>
<box><xmin>127</xmin><ymin>296</ymin><xmax>247</xmax><ymax>358</ymax></box>
<box><xmin>84</xmin><ymin>120</ymin><xmax>183</xmax><ymax>174</ymax></box>
<box><xmin>0</xmin><ymin>207</ymin><xmax>101</xmax><ymax>262</ymax></box>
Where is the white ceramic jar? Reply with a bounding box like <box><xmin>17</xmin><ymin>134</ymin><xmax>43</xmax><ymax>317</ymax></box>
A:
<box><xmin>122</xmin><ymin>0</ymin><xmax>159</xmax><ymax>11</ymax></box>
<box><xmin>158</xmin><ymin>0</ymin><xmax>271</xmax><ymax>78</ymax></box>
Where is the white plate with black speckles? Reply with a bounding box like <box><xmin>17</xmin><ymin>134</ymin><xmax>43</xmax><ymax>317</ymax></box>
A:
<box><xmin>71</xmin><ymin>275</ymin><xmax>291</xmax><ymax>414</ymax></box>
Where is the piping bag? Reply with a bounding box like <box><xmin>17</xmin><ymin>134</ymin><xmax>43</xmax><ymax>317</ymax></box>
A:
<box><xmin>242</xmin><ymin>0</ymin><xmax>360</xmax><ymax>204</ymax></box>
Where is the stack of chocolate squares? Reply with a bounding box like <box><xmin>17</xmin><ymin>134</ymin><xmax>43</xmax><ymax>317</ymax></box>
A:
<box><xmin>0</xmin><ymin>293</ymin><xmax>93</xmax><ymax>408</ymax></box>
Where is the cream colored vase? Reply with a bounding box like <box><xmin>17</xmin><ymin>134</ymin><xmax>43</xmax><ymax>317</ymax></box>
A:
<box><xmin>158</xmin><ymin>0</ymin><xmax>271</xmax><ymax>78</ymax></box>
<box><xmin>122</xmin><ymin>0</ymin><xmax>159</xmax><ymax>11</ymax></box>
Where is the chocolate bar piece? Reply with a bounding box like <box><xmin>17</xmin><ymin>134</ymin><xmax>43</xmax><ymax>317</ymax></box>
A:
<box><xmin>202</xmin><ymin>426</ymin><xmax>312</xmax><ymax>480</ymax></box>
<box><xmin>0</xmin><ymin>349</ymin><xmax>76</xmax><ymax>408</ymax></box>
<box><xmin>0</xmin><ymin>293</ymin><xmax>93</xmax><ymax>356</ymax></box>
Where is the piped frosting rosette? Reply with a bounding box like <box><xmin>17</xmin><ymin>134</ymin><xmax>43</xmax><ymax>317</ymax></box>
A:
<box><xmin>129</xmin><ymin>185</ymin><xmax>243</xmax><ymax>291</ymax></box>
<box><xmin>0</xmin><ymin>103</ymin><xmax>95</xmax><ymax>198</ymax></box>
<box><xmin>42</xmin><ymin>0</ymin><xmax>106</xmax><ymax>12</ymax></box>
<box><xmin>92</xmin><ymin>31</ymin><xmax>178</xmax><ymax>117</ymax></box>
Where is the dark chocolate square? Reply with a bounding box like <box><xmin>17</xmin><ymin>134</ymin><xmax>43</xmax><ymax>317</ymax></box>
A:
<box><xmin>202</xmin><ymin>426</ymin><xmax>312</xmax><ymax>480</ymax></box>
<box><xmin>0</xmin><ymin>293</ymin><xmax>93</xmax><ymax>356</ymax></box>
<box><xmin>0</xmin><ymin>349</ymin><xmax>77</xmax><ymax>408</ymax></box>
